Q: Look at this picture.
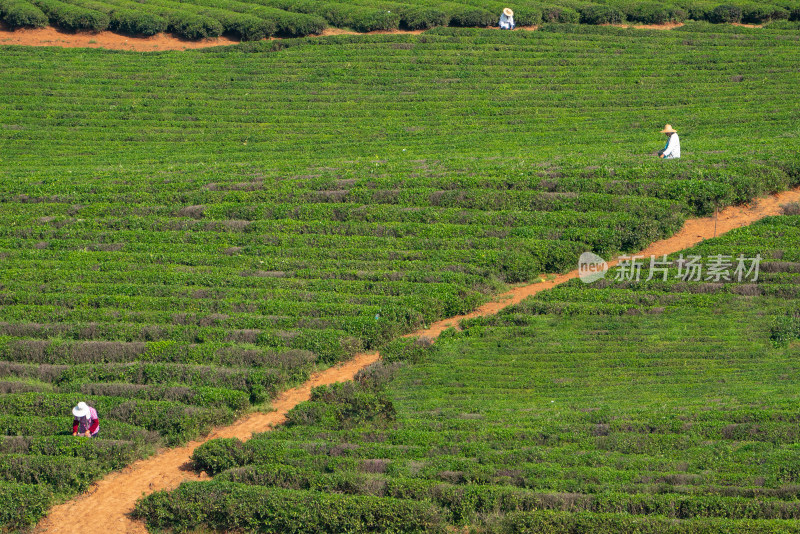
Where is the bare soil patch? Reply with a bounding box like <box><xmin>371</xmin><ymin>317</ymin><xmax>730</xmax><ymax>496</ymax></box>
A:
<box><xmin>1</xmin><ymin>21</ymin><xmax>698</xmax><ymax>52</ymax></box>
<box><xmin>0</xmin><ymin>21</ymin><xmax>238</xmax><ymax>51</ymax></box>
<box><xmin>634</xmin><ymin>22</ymin><xmax>684</xmax><ymax>30</ymax></box>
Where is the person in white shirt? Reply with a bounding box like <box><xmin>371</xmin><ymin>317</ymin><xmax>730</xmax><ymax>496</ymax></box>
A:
<box><xmin>659</xmin><ymin>124</ymin><xmax>680</xmax><ymax>159</ymax></box>
<box><xmin>499</xmin><ymin>8</ymin><xmax>515</xmax><ymax>30</ymax></box>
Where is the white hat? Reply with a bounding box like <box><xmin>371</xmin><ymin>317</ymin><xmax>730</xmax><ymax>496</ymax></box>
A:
<box><xmin>72</xmin><ymin>402</ymin><xmax>90</xmax><ymax>418</ymax></box>
<box><xmin>503</xmin><ymin>7</ymin><xmax>514</xmax><ymax>16</ymax></box>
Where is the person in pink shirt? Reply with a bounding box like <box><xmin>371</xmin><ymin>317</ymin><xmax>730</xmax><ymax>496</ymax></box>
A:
<box><xmin>72</xmin><ymin>402</ymin><xmax>99</xmax><ymax>438</ymax></box>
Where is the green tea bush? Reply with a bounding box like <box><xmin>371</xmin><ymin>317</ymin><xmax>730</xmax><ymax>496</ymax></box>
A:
<box><xmin>505</xmin><ymin>6</ymin><xmax>541</xmax><ymax>26</ymax></box>
<box><xmin>336</xmin><ymin>6</ymin><xmax>398</xmax><ymax>31</ymax></box>
<box><xmin>402</xmin><ymin>7</ymin><xmax>450</xmax><ymax>29</ymax></box>
<box><xmin>0</xmin><ymin>454</ymin><xmax>104</xmax><ymax>492</ymax></box>
<box><xmin>0</xmin><ymin>392</ymin><xmax>230</xmax><ymax>445</ymax></box>
<box><xmin>683</xmin><ymin>2</ymin><xmax>713</xmax><ymax>21</ymax></box>
<box><xmin>215</xmin><ymin>462</ymin><xmax>319</xmax><ymax>488</ymax></box>
<box><xmin>708</xmin><ymin>4</ymin><xmax>742</xmax><ymax>23</ymax></box>
<box><xmin>204</xmin><ymin>10</ymin><xmax>275</xmax><ymax>40</ymax></box>
<box><xmin>486</xmin><ymin>510</ymin><xmax>800</xmax><ymax>533</ymax></box>
<box><xmin>106</xmin><ymin>401</ymin><xmax>231</xmax><ymax>445</ymax></box>
<box><xmin>4</xmin><ymin>26</ymin><xmax>800</xmax><ymax>533</ymax></box>
<box><xmin>134</xmin><ymin>481</ymin><xmax>446</xmax><ymax>533</ymax></box>
<box><xmin>740</xmin><ymin>3</ymin><xmax>788</xmax><ymax>23</ymax></box>
<box><xmin>286</xmin><ymin>381</ymin><xmax>395</xmax><ymax>429</ymax></box>
<box><xmin>541</xmin><ymin>5</ymin><xmax>579</xmax><ymax>22</ymax></box>
<box><xmin>0</xmin><ymin>482</ymin><xmax>52</xmax><ymax>530</ymax></box>
<box><xmin>168</xmin><ymin>12</ymin><xmax>224</xmax><ymax>39</ymax></box>
<box><xmin>289</xmin><ymin>329</ymin><xmax>359</xmax><ymax>364</ymax></box>
<box><xmin>625</xmin><ymin>2</ymin><xmax>678</xmax><ymax>23</ymax></box>
<box><xmin>216</xmin><ymin>462</ymin><xmax>404</xmax><ymax>496</ymax></box>
<box><xmin>769</xmin><ymin>307</ymin><xmax>800</xmax><ymax>346</ymax></box>
<box><xmin>0</xmin><ymin>392</ymin><xmax>122</xmax><ymax>418</ymax></box>
<box><xmin>31</xmin><ymin>0</ymin><xmax>109</xmax><ymax>30</ymax></box>
<box><xmin>579</xmin><ymin>5</ymin><xmax>625</xmax><ymax>24</ymax></box>
<box><xmin>0</xmin><ymin>0</ymin><xmax>47</xmax><ymax>27</ymax></box>
<box><xmin>109</xmin><ymin>9</ymin><xmax>168</xmax><ymax>35</ymax></box>
<box><xmin>271</xmin><ymin>9</ymin><xmax>326</xmax><ymax>36</ymax></box>
<box><xmin>71</xmin><ymin>383</ymin><xmax>250</xmax><ymax>412</ymax></box>
<box><xmin>192</xmin><ymin>437</ymin><xmax>251</xmax><ymax>475</ymax></box>
<box><xmin>380</xmin><ymin>336</ymin><xmax>434</xmax><ymax>364</ymax></box>
<box><xmin>348</xmin><ymin>9</ymin><xmax>400</xmax><ymax>31</ymax></box>
<box><xmin>259</xmin><ymin>0</ymin><xmax>399</xmax><ymax>32</ymax></box>
<box><xmin>448</xmin><ymin>7</ymin><xmax>495</xmax><ymax>27</ymax></box>
<box><xmin>0</xmin><ymin>415</ymin><xmax>159</xmax><ymax>443</ymax></box>
<box><xmin>0</xmin><ymin>381</ymin><xmax>48</xmax><ymax>395</ymax></box>
<box><xmin>48</xmin><ymin>362</ymin><xmax>287</xmax><ymax>403</ymax></box>
<box><xmin>354</xmin><ymin>360</ymin><xmax>402</xmax><ymax>391</ymax></box>
<box><xmin>0</xmin><ymin>436</ymin><xmax>140</xmax><ymax>469</ymax></box>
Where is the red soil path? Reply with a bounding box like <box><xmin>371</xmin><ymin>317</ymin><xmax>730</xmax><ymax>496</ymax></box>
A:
<box><xmin>421</xmin><ymin>185</ymin><xmax>800</xmax><ymax>337</ymax></box>
<box><xmin>35</xmin><ymin>185</ymin><xmax>800</xmax><ymax>533</ymax></box>
<box><xmin>0</xmin><ymin>22</ymin><xmax>434</xmax><ymax>51</ymax></box>
<box><xmin>0</xmin><ymin>20</ymin><xmax>729</xmax><ymax>51</ymax></box>
<box><xmin>0</xmin><ymin>21</ymin><xmax>241</xmax><ymax>50</ymax></box>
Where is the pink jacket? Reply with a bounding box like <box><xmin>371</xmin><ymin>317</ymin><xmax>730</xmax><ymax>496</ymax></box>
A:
<box><xmin>73</xmin><ymin>407</ymin><xmax>99</xmax><ymax>435</ymax></box>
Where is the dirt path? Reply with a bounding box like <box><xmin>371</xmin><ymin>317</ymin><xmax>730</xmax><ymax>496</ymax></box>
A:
<box><xmin>36</xmin><ymin>185</ymin><xmax>800</xmax><ymax>534</ymax></box>
<box><xmin>0</xmin><ymin>22</ymin><xmax>436</xmax><ymax>51</ymax></box>
<box><xmin>413</xmin><ymin>185</ymin><xmax>800</xmax><ymax>338</ymax></box>
<box><xmin>0</xmin><ymin>19</ymin><xmax>726</xmax><ymax>51</ymax></box>
<box><xmin>35</xmin><ymin>350</ymin><xmax>381</xmax><ymax>534</ymax></box>
<box><xmin>0</xmin><ymin>21</ymin><xmax>242</xmax><ymax>50</ymax></box>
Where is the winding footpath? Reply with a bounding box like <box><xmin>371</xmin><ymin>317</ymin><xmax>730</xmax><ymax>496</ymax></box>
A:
<box><xmin>35</xmin><ymin>184</ymin><xmax>800</xmax><ymax>534</ymax></box>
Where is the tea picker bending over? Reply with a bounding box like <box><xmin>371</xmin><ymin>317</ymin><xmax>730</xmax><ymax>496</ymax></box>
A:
<box><xmin>499</xmin><ymin>8</ymin><xmax>515</xmax><ymax>30</ymax></box>
<box><xmin>72</xmin><ymin>401</ymin><xmax>100</xmax><ymax>438</ymax></box>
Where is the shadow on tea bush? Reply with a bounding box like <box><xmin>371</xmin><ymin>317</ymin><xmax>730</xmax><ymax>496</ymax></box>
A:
<box><xmin>380</xmin><ymin>336</ymin><xmax>435</xmax><ymax>364</ymax></box>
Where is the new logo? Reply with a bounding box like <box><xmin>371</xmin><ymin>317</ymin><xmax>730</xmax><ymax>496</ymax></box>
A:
<box><xmin>578</xmin><ymin>252</ymin><xmax>608</xmax><ymax>284</ymax></box>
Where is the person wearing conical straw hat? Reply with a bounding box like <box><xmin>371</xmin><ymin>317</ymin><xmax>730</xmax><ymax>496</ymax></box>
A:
<box><xmin>499</xmin><ymin>7</ymin><xmax>515</xmax><ymax>30</ymax></box>
<box><xmin>658</xmin><ymin>124</ymin><xmax>680</xmax><ymax>159</ymax></box>
<box><xmin>72</xmin><ymin>401</ymin><xmax>100</xmax><ymax>438</ymax></box>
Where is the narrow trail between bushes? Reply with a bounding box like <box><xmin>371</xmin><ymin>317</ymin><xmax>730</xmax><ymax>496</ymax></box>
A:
<box><xmin>421</xmin><ymin>185</ymin><xmax>800</xmax><ymax>337</ymax></box>
<box><xmin>36</xmin><ymin>350</ymin><xmax>382</xmax><ymax>534</ymax></box>
<box><xmin>1</xmin><ymin>20</ymin><xmax>707</xmax><ymax>51</ymax></box>
<box><xmin>36</xmin><ymin>185</ymin><xmax>800</xmax><ymax>534</ymax></box>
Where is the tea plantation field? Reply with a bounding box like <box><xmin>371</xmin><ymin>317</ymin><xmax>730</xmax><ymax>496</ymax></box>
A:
<box><xmin>145</xmin><ymin>213</ymin><xmax>800</xmax><ymax>533</ymax></box>
<box><xmin>2</xmin><ymin>0</ymin><xmax>800</xmax><ymax>38</ymax></box>
<box><xmin>0</xmin><ymin>24</ymin><xmax>799</xmax><ymax>530</ymax></box>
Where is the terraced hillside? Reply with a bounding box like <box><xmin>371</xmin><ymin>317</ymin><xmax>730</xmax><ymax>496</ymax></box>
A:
<box><xmin>147</xmin><ymin>213</ymin><xmax>800</xmax><ymax>533</ymax></box>
<box><xmin>0</xmin><ymin>24</ymin><xmax>799</xmax><ymax>530</ymax></box>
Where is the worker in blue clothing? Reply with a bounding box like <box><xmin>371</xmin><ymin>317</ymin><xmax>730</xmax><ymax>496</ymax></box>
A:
<box><xmin>499</xmin><ymin>8</ymin><xmax>515</xmax><ymax>29</ymax></box>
